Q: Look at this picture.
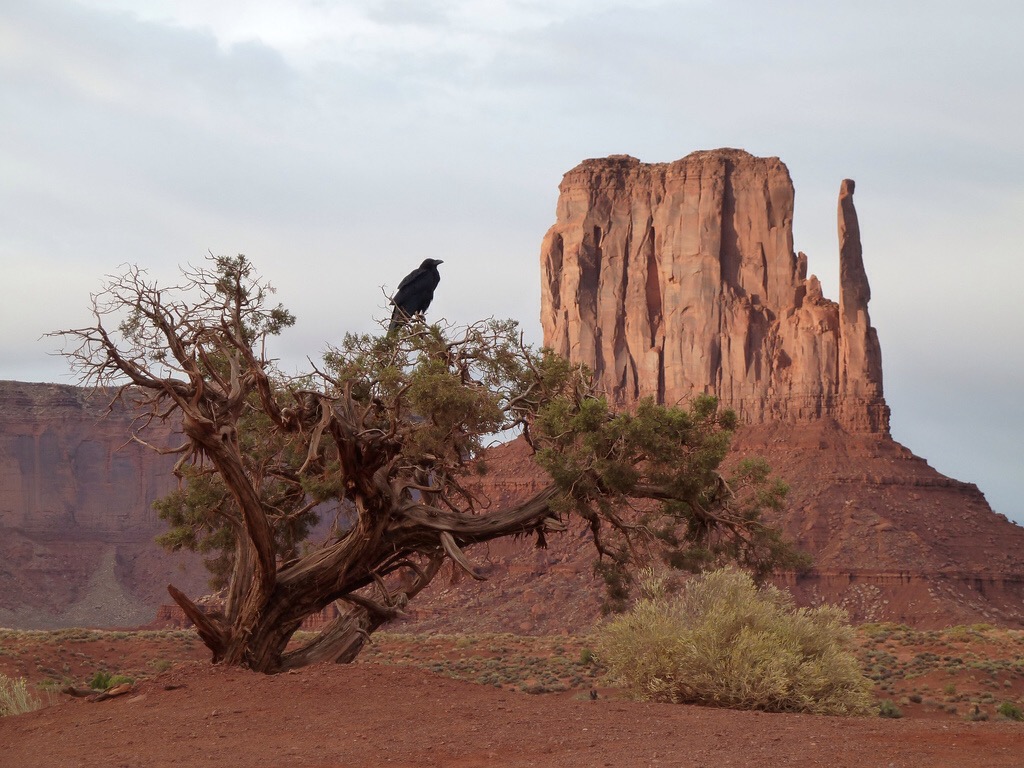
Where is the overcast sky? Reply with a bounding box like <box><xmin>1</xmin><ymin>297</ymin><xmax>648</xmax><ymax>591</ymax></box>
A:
<box><xmin>2</xmin><ymin>0</ymin><xmax>1022</xmax><ymax>523</ymax></box>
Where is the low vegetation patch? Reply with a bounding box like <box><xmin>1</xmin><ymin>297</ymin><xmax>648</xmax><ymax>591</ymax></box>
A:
<box><xmin>997</xmin><ymin>701</ymin><xmax>1023</xmax><ymax>721</ymax></box>
<box><xmin>0</xmin><ymin>621</ymin><xmax>1020</xmax><ymax>722</ymax></box>
<box><xmin>848</xmin><ymin>622</ymin><xmax>1024</xmax><ymax>720</ymax></box>
<box><xmin>87</xmin><ymin>671</ymin><xmax>134</xmax><ymax>691</ymax></box>
<box><xmin>595</xmin><ymin>568</ymin><xmax>874</xmax><ymax>715</ymax></box>
<box><xmin>356</xmin><ymin>632</ymin><xmax>602</xmax><ymax>693</ymax></box>
<box><xmin>0</xmin><ymin>674</ymin><xmax>46</xmax><ymax>717</ymax></box>
<box><xmin>878</xmin><ymin>699</ymin><xmax>902</xmax><ymax>718</ymax></box>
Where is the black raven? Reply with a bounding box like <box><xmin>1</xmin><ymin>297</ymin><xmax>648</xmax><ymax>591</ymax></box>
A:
<box><xmin>389</xmin><ymin>258</ymin><xmax>443</xmax><ymax>332</ymax></box>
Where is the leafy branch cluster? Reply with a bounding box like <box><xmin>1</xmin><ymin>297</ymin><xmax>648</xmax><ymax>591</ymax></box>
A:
<box><xmin>536</xmin><ymin>384</ymin><xmax>803</xmax><ymax>589</ymax></box>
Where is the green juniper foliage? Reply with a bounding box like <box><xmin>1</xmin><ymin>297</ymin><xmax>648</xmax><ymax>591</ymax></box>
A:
<box><xmin>535</xmin><ymin>388</ymin><xmax>806</xmax><ymax>597</ymax></box>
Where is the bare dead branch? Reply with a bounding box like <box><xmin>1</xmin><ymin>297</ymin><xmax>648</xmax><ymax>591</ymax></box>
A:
<box><xmin>439</xmin><ymin>531</ymin><xmax>486</xmax><ymax>581</ymax></box>
<box><xmin>168</xmin><ymin>584</ymin><xmax>228</xmax><ymax>662</ymax></box>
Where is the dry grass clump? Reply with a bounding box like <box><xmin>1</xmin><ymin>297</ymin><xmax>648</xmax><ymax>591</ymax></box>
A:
<box><xmin>0</xmin><ymin>674</ymin><xmax>45</xmax><ymax>717</ymax></box>
<box><xmin>596</xmin><ymin>568</ymin><xmax>873</xmax><ymax>716</ymax></box>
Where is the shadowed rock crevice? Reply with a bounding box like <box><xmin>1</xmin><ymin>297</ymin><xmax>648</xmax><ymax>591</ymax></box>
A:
<box><xmin>545</xmin><ymin>232</ymin><xmax>563</xmax><ymax>313</ymax></box>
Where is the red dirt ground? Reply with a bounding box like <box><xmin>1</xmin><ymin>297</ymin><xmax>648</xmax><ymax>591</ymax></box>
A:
<box><xmin>4</xmin><ymin>625</ymin><xmax>1024</xmax><ymax>765</ymax></box>
<box><xmin>4</xmin><ymin>660</ymin><xmax>1024</xmax><ymax>768</ymax></box>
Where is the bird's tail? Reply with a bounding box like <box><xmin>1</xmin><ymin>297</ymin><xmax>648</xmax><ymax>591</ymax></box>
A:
<box><xmin>388</xmin><ymin>307</ymin><xmax>409</xmax><ymax>333</ymax></box>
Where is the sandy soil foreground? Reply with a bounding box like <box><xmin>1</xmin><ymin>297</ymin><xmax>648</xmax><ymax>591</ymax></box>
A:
<box><xmin>3</xmin><ymin>661</ymin><xmax>1022</xmax><ymax>768</ymax></box>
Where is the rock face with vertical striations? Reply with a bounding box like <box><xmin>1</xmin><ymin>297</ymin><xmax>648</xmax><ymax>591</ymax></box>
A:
<box><xmin>540</xmin><ymin>149</ymin><xmax>889</xmax><ymax>433</ymax></box>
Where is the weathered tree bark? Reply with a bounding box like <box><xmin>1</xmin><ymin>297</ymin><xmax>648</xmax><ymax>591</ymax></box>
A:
<box><xmin>166</xmin><ymin>482</ymin><xmax>562</xmax><ymax>672</ymax></box>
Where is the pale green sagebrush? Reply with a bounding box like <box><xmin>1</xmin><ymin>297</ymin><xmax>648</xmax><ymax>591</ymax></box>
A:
<box><xmin>596</xmin><ymin>568</ymin><xmax>873</xmax><ymax>716</ymax></box>
<box><xmin>0</xmin><ymin>674</ymin><xmax>45</xmax><ymax>717</ymax></box>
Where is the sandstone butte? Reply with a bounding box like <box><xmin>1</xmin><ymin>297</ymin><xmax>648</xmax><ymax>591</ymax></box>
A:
<box><xmin>515</xmin><ymin>149</ymin><xmax>1024</xmax><ymax>628</ymax></box>
<box><xmin>540</xmin><ymin>150</ymin><xmax>886</xmax><ymax>433</ymax></box>
<box><xmin>3</xmin><ymin>148</ymin><xmax>1024</xmax><ymax>633</ymax></box>
<box><xmin>415</xmin><ymin>149</ymin><xmax>1024</xmax><ymax>633</ymax></box>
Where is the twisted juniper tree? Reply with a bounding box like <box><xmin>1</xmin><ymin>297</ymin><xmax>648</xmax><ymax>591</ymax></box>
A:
<box><xmin>56</xmin><ymin>255</ymin><xmax>800</xmax><ymax>673</ymax></box>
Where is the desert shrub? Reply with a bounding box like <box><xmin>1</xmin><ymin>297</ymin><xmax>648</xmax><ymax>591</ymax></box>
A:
<box><xmin>88</xmin><ymin>671</ymin><xmax>112</xmax><ymax>690</ymax></box>
<box><xmin>87</xmin><ymin>671</ymin><xmax>134</xmax><ymax>691</ymax></box>
<box><xmin>878</xmin><ymin>699</ymin><xmax>902</xmax><ymax>718</ymax></box>
<box><xmin>595</xmin><ymin>568</ymin><xmax>873</xmax><ymax>716</ymax></box>
<box><xmin>997</xmin><ymin>701</ymin><xmax>1023</xmax><ymax>721</ymax></box>
<box><xmin>0</xmin><ymin>675</ymin><xmax>44</xmax><ymax>717</ymax></box>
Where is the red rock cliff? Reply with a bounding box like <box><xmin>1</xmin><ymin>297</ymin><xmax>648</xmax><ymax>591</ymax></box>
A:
<box><xmin>416</xmin><ymin>148</ymin><xmax>1024</xmax><ymax>632</ymax></box>
<box><xmin>539</xmin><ymin>149</ymin><xmax>889</xmax><ymax>433</ymax></box>
<box><xmin>0</xmin><ymin>381</ymin><xmax>206</xmax><ymax>628</ymax></box>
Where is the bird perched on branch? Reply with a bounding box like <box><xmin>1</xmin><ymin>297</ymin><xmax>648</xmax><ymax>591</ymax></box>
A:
<box><xmin>389</xmin><ymin>258</ymin><xmax>443</xmax><ymax>332</ymax></box>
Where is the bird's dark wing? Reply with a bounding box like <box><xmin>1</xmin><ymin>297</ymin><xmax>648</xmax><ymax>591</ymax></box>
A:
<box><xmin>392</xmin><ymin>269</ymin><xmax>439</xmax><ymax>314</ymax></box>
<box><xmin>395</xmin><ymin>266</ymin><xmax>426</xmax><ymax>293</ymax></box>
<box><xmin>389</xmin><ymin>264</ymin><xmax>441</xmax><ymax>331</ymax></box>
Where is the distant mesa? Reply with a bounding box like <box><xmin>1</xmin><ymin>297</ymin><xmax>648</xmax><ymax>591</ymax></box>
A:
<box><xmin>0</xmin><ymin>381</ymin><xmax>206</xmax><ymax>629</ymax></box>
